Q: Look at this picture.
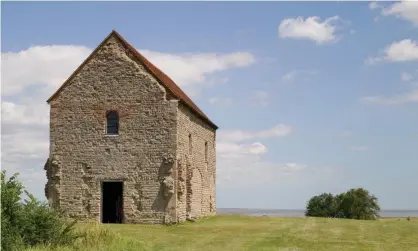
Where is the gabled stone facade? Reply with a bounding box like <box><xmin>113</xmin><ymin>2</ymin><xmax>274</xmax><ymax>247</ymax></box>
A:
<box><xmin>45</xmin><ymin>31</ymin><xmax>217</xmax><ymax>224</ymax></box>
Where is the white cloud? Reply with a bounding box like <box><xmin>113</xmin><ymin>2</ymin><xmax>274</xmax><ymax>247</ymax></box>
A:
<box><xmin>2</xmin><ymin>101</ymin><xmax>49</xmax><ymax>126</ymax></box>
<box><xmin>215</xmin><ymin>123</ymin><xmax>308</xmax><ymax>189</ymax></box>
<box><xmin>251</xmin><ymin>90</ymin><xmax>269</xmax><ymax>107</ymax></box>
<box><xmin>2</xmin><ymin>131</ymin><xmax>49</xmax><ymax>163</ymax></box>
<box><xmin>140</xmin><ymin>50</ymin><xmax>255</xmax><ymax>90</ymax></box>
<box><xmin>351</xmin><ymin>146</ymin><xmax>369</xmax><ymax>151</ymax></box>
<box><xmin>278</xmin><ymin>16</ymin><xmax>342</xmax><ymax>44</ymax></box>
<box><xmin>208</xmin><ymin>97</ymin><xmax>233</xmax><ymax>105</ymax></box>
<box><xmin>361</xmin><ymin>89</ymin><xmax>418</xmax><ymax>104</ymax></box>
<box><xmin>218</xmin><ymin>124</ymin><xmax>293</xmax><ymax>143</ymax></box>
<box><xmin>369</xmin><ymin>1</ymin><xmax>380</xmax><ymax>10</ymax></box>
<box><xmin>281</xmin><ymin>70</ymin><xmax>317</xmax><ymax>83</ymax></box>
<box><xmin>1</xmin><ymin>45</ymin><xmax>91</xmax><ymax>97</ymax></box>
<box><xmin>2</xmin><ymin>45</ymin><xmax>255</xmax><ymax>98</ymax></box>
<box><xmin>371</xmin><ymin>0</ymin><xmax>418</xmax><ymax>26</ymax></box>
<box><xmin>216</xmin><ymin>141</ymin><xmax>308</xmax><ymax>185</ymax></box>
<box><xmin>367</xmin><ymin>39</ymin><xmax>418</xmax><ymax>64</ymax></box>
<box><xmin>217</xmin><ymin>142</ymin><xmax>268</xmax><ymax>156</ymax></box>
<box><xmin>216</xmin><ymin>155</ymin><xmax>335</xmax><ymax>187</ymax></box>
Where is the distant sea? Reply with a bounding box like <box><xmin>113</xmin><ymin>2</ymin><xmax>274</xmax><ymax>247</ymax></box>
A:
<box><xmin>217</xmin><ymin>208</ymin><xmax>418</xmax><ymax>218</ymax></box>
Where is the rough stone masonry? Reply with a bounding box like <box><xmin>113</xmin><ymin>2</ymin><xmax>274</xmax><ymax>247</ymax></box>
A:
<box><xmin>44</xmin><ymin>30</ymin><xmax>217</xmax><ymax>224</ymax></box>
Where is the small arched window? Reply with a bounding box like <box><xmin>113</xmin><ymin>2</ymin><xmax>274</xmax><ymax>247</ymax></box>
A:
<box><xmin>106</xmin><ymin>111</ymin><xmax>119</xmax><ymax>135</ymax></box>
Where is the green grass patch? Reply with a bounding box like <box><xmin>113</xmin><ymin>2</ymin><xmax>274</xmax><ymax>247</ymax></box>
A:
<box><xmin>26</xmin><ymin>215</ymin><xmax>418</xmax><ymax>251</ymax></box>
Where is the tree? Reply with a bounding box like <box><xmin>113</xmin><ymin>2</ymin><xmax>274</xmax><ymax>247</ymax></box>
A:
<box><xmin>305</xmin><ymin>188</ymin><xmax>380</xmax><ymax>220</ymax></box>
<box><xmin>305</xmin><ymin>193</ymin><xmax>339</xmax><ymax>218</ymax></box>
<box><xmin>337</xmin><ymin>188</ymin><xmax>380</xmax><ymax>220</ymax></box>
<box><xmin>1</xmin><ymin>171</ymin><xmax>80</xmax><ymax>251</ymax></box>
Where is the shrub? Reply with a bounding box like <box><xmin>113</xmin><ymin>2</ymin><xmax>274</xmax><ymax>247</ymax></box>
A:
<box><xmin>305</xmin><ymin>193</ymin><xmax>339</xmax><ymax>218</ymax></box>
<box><xmin>338</xmin><ymin>188</ymin><xmax>380</xmax><ymax>220</ymax></box>
<box><xmin>1</xmin><ymin>171</ymin><xmax>80</xmax><ymax>251</ymax></box>
<box><xmin>1</xmin><ymin>171</ymin><xmax>25</xmax><ymax>250</ymax></box>
<box><xmin>305</xmin><ymin>188</ymin><xmax>380</xmax><ymax>220</ymax></box>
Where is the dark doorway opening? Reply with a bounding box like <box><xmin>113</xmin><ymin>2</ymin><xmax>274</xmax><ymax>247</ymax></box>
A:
<box><xmin>101</xmin><ymin>181</ymin><xmax>123</xmax><ymax>224</ymax></box>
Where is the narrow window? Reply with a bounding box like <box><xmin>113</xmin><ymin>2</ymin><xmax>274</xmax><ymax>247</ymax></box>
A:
<box><xmin>205</xmin><ymin>142</ymin><xmax>208</xmax><ymax>162</ymax></box>
<box><xmin>188</xmin><ymin>134</ymin><xmax>192</xmax><ymax>155</ymax></box>
<box><xmin>106</xmin><ymin>111</ymin><xmax>119</xmax><ymax>135</ymax></box>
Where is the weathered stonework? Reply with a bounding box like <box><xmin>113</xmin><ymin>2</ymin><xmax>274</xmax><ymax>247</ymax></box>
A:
<box><xmin>177</xmin><ymin>103</ymin><xmax>217</xmax><ymax>222</ymax></box>
<box><xmin>45</xmin><ymin>31</ymin><xmax>217</xmax><ymax>224</ymax></box>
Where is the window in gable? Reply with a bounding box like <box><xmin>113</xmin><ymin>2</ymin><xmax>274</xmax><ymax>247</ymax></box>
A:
<box><xmin>106</xmin><ymin>111</ymin><xmax>119</xmax><ymax>135</ymax></box>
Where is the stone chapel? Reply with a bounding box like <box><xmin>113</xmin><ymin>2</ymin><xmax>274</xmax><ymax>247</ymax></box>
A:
<box><xmin>44</xmin><ymin>30</ymin><xmax>217</xmax><ymax>224</ymax></box>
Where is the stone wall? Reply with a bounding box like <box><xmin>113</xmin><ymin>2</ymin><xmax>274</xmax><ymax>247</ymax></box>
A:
<box><xmin>176</xmin><ymin>103</ymin><xmax>216</xmax><ymax>222</ymax></box>
<box><xmin>47</xmin><ymin>35</ymin><xmax>179</xmax><ymax>224</ymax></box>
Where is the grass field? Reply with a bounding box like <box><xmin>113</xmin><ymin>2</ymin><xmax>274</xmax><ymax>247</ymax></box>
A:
<box><xmin>27</xmin><ymin>215</ymin><xmax>418</xmax><ymax>251</ymax></box>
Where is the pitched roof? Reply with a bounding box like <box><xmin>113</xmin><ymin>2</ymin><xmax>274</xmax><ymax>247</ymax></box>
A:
<box><xmin>47</xmin><ymin>30</ymin><xmax>218</xmax><ymax>129</ymax></box>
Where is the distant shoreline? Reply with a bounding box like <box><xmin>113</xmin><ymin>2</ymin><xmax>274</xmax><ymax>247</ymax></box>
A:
<box><xmin>216</xmin><ymin>208</ymin><xmax>418</xmax><ymax>218</ymax></box>
<box><xmin>217</xmin><ymin>213</ymin><xmax>417</xmax><ymax>219</ymax></box>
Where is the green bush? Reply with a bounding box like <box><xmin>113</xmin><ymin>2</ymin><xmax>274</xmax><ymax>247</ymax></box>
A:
<box><xmin>338</xmin><ymin>188</ymin><xmax>380</xmax><ymax>220</ymax></box>
<box><xmin>1</xmin><ymin>171</ymin><xmax>25</xmax><ymax>250</ymax></box>
<box><xmin>305</xmin><ymin>193</ymin><xmax>339</xmax><ymax>218</ymax></box>
<box><xmin>1</xmin><ymin>171</ymin><xmax>80</xmax><ymax>251</ymax></box>
<box><xmin>305</xmin><ymin>188</ymin><xmax>380</xmax><ymax>220</ymax></box>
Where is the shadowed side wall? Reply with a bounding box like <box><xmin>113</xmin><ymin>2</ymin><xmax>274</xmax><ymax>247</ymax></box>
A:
<box><xmin>46</xmin><ymin>35</ymin><xmax>178</xmax><ymax>224</ymax></box>
<box><xmin>176</xmin><ymin>103</ymin><xmax>216</xmax><ymax>222</ymax></box>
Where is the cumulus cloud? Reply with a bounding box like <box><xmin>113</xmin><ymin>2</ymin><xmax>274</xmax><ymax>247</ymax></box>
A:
<box><xmin>2</xmin><ymin>101</ymin><xmax>49</xmax><ymax>127</ymax></box>
<box><xmin>278</xmin><ymin>16</ymin><xmax>343</xmax><ymax>44</ymax></box>
<box><xmin>217</xmin><ymin>142</ymin><xmax>268</xmax><ymax>156</ymax></box>
<box><xmin>217</xmin><ymin>154</ymin><xmax>336</xmax><ymax>187</ymax></box>
<box><xmin>1</xmin><ymin>42</ymin><xmax>256</xmax><ymax>200</ymax></box>
<box><xmin>361</xmin><ymin>89</ymin><xmax>418</xmax><ymax>104</ymax></box>
<box><xmin>370</xmin><ymin>0</ymin><xmax>418</xmax><ymax>26</ymax></box>
<box><xmin>216</xmin><ymin>141</ymin><xmax>308</xmax><ymax>185</ymax></box>
<box><xmin>215</xmin><ymin>124</ymin><xmax>303</xmax><ymax>186</ymax></box>
<box><xmin>367</xmin><ymin>39</ymin><xmax>418</xmax><ymax>64</ymax></box>
<box><xmin>2</xmin><ymin>45</ymin><xmax>255</xmax><ymax>98</ymax></box>
<box><xmin>141</xmin><ymin>50</ymin><xmax>255</xmax><ymax>89</ymax></box>
<box><xmin>2</xmin><ymin>131</ymin><xmax>49</xmax><ymax>163</ymax></box>
<box><xmin>1</xmin><ymin>45</ymin><xmax>91</xmax><ymax>97</ymax></box>
<box><xmin>217</xmin><ymin>124</ymin><xmax>293</xmax><ymax>143</ymax></box>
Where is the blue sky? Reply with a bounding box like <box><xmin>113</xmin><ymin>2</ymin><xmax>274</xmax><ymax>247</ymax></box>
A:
<box><xmin>2</xmin><ymin>1</ymin><xmax>418</xmax><ymax>210</ymax></box>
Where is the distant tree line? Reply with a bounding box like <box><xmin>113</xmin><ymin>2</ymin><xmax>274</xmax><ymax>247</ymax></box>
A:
<box><xmin>305</xmin><ymin>188</ymin><xmax>380</xmax><ymax>220</ymax></box>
